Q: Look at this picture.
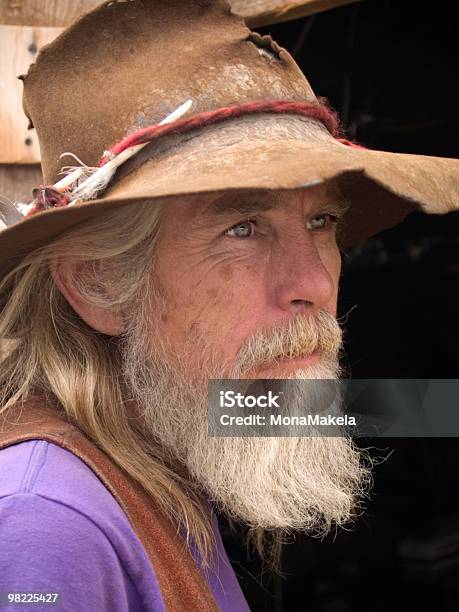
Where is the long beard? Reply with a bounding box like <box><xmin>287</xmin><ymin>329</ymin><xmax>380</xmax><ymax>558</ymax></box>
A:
<box><xmin>120</xmin><ymin>309</ymin><xmax>373</xmax><ymax>535</ymax></box>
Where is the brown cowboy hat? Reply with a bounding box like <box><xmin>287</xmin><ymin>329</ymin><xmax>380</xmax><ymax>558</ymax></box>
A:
<box><xmin>0</xmin><ymin>0</ymin><xmax>458</xmax><ymax>285</ymax></box>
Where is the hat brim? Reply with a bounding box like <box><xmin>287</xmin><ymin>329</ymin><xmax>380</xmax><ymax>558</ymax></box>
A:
<box><xmin>0</xmin><ymin>123</ymin><xmax>458</xmax><ymax>283</ymax></box>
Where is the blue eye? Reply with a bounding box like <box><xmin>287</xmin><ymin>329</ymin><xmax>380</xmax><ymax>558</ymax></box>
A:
<box><xmin>307</xmin><ymin>214</ymin><xmax>338</xmax><ymax>230</ymax></box>
<box><xmin>224</xmin><ymin>220</ymin><xmax>255</xmax><ymax>238</ymax></box>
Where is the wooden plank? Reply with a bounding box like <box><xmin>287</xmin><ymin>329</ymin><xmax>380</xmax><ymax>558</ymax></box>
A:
<box><xmin>0</xmin><ymin>164</ymin><xmax>42</xmax><ymax>204</ymax></box>
<box><xmin>0</xmin><ymin>25</ymin><xmax>61</xmax><ymax>164</ymax></box>
<box><xmin>232</xmin><ymin>0</ymin><xmax>364</xmax><ymax>27</ymax></box>
<box><xmin>0</xmin><ymin>0</ymin><xmax>101</xmax><ymax>27</ymax></box>
<box><xmin>0</xmin><ymin>0</ymin><xmax>363</xmax><ymax>27</ymax></box>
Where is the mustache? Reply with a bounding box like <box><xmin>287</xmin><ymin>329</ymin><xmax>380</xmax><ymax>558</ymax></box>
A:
<box><xmin>231</xmin><ymin>310</ymin><xmax>343</xmax><ymax>376</ymax></box>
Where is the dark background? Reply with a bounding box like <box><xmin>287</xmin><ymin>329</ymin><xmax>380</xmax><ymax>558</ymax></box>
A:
<box><xmin>220</xmin><ymin>1</ymin><xmax>459</xmax><ymax>610</ymax></box>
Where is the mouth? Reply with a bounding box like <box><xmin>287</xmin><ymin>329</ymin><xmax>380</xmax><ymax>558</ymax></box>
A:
<box><xmin>248</xmin><ymin>349</ymin><xmax>322</xmax><ymax>378</ymax></box>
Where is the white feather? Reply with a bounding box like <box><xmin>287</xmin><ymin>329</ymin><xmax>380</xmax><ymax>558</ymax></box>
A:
<box><xmin>69</xmin><ymin>99</ymin><xmax>193</xmax><ymax>204</ymax></box>
<box><xmin>54</xmin><ymin>167</ymin><xmax>85</xmax><ymax>190</ymax></box>
<box><xmin>15</xmin><ymin>202</ymin><xmax>35</xmax><ymax>216</ymax></box>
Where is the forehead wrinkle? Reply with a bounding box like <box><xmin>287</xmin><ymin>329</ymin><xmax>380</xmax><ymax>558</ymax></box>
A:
<box><xmin>188</xmin><ymin>187</ymin><xmax>349</xmax><ymax>225</ymax></box>
<box><xmin>201</xmin><ymin>191</ymin><xmax>278</xmax><ymax>220</ymax></box>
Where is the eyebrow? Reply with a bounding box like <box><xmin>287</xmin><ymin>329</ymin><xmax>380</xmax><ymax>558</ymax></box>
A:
<box><xmin>202</xmin><ymin>192</ymin><xmax>350</xmax><ymax>220</ymax></box>
<box><xmin>203</xmin><ymin>195</ymin><xmax>275</xmax><ymax>218</ymax></box>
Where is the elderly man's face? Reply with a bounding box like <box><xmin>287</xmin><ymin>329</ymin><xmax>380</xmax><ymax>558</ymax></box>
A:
<box><xmin>120</xmin><ymin>185</ymin><xmax>369</xmax><ymax>532</ymax></box>
<box><xmin>149</xmin><ymin>185</ymin><xmax>343</xmax><ymax>380</ymax></box>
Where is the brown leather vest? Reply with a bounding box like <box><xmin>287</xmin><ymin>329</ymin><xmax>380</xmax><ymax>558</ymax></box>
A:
<box><xmin>0</xmin><ymin>397</ymin><xmax>218</xmax><ymax>612</ymax></box>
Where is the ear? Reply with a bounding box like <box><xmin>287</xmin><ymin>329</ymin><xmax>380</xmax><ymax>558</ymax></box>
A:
<box><xmin>50</xmin><ymin>257</ymin><xmax>125</xmax><ymax>336</ymax></box>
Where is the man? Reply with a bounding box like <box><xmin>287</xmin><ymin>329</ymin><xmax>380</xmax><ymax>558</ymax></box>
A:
<box><xmin>0</xmin><ymin>1</ymin><xmax>457</xmax><ymax>610</ymax></box>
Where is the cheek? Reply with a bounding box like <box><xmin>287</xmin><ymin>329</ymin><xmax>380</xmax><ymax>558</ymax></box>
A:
<box><xmin>175</xmin><ymin>262</ymin><xmax>263</xmax><ymax>355</ymax></box>
<box><xmin>152</xmin><ymin>225</ymin><xmax>271</xmax><ymax>358</ymax></box>
<box><xmin>324</xmin><ymin>246</ymin><xmax>341</xmax><ymax>312</ymax></box>
<box><xmin>204</xmin><ymin>264</ymin><xmax>263</xmax><ymax>333</ymax></box>
<box><xmin>328</xmin><ymin>246</ymin><xmax>342</xmax><ymax>282</ymax></box>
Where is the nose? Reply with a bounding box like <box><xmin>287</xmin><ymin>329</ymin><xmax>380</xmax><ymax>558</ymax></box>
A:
<box><xmin>271</xmin><ymin>230</ymin><xmax>338</xmax><ymax>315</ymax></box>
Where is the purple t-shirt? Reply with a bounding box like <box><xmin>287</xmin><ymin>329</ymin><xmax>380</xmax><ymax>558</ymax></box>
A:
<box><xmin>0</xmin><ymin>440</ymin><xmax>250</xmax><ymax>611</ymax></box>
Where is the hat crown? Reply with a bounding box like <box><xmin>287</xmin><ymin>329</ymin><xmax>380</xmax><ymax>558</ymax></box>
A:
<box><xmin>22</xmin><ymin>0</ymin><xmax>315</xmax><ymax>183</ymax></box>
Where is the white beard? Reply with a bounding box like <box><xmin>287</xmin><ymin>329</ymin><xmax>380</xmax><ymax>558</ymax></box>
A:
<box><xmin>121</xmin><ymin>310</ymin><xmax>372</xmax><ymax>534</ymax></box>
